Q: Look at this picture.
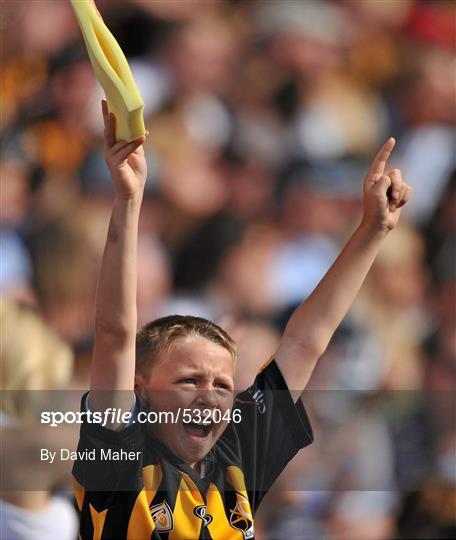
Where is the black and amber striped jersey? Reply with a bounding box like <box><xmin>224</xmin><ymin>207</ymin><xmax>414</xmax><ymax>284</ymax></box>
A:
<box><xmin>73</xmin><ymin>359</ymin><xmax>313</xmax><ymax>539</ymax></box>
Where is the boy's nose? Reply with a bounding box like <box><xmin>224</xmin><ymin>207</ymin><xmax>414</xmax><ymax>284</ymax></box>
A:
<box><xmin>194</xmin><ymin>389</ymin><xmax>218</xmax><ymax>408</ymax></box>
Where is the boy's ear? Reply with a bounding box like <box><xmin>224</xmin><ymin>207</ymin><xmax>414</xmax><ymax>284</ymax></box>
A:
<box><xmin>134</xmin><ymin>374</ymin><xmax>149</xmax><ymax>408</ymax></box>
<box><xmin>134</xmin><ymin>374</ymin><xmax>143</xmax><ymax>391</ymax></box>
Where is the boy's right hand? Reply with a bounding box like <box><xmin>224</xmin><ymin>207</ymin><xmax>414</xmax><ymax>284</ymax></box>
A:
<box><xmin>102</xmin><ymin>100</ymin><xmax>148</xmax><ymax>200</ymax></box>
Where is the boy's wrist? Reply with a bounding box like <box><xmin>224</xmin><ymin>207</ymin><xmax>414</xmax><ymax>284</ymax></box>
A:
<box><xmin>114</xmin><ymin>190</ymin><xmax>144</xmax><ymax>206</ymax></box>
<box><xmin>357</xmin><ymin>219</ymin><xmax>389</xmax><ymax>244</ymax></box>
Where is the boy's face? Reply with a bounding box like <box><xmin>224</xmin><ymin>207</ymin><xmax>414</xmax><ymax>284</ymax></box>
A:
<box><xmin>139</xmin><ymin>336</ymin><xmax>235</xmax><ymax>468</ymax></box>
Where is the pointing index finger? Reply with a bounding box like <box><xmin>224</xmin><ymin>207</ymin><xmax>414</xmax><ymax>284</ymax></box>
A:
<box><xmin>101</xmin><ymin>100</ymin><xmax>116</xmax><ymax>148</ymax></box>
<box><xmin>368</xmin><ymin>137</ymin><xmax>396</xmax><ymax>178</ymax></box>
<box><xmin>101</xmin><ymin>99</ymin><xmax>110</xmax><ymax>127</ymax></box>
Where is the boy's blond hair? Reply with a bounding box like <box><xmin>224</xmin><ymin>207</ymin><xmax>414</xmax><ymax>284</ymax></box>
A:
<box><xmin>135</xmin><ymin>315</ymin><xmax>236</xmax><ymax>377</ymax></box>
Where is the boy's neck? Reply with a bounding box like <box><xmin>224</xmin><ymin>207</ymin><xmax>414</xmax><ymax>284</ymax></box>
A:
<box><xmin>191</xmin><ymin>460</ymin><xmax>206</xmax><ymax>478</ymax></box>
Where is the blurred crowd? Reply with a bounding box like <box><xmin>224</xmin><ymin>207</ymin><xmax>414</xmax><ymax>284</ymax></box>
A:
<box><xmin>1</xmin><ymin>0</ymin><xmax>455</xmax><ymax>539</ymax></box>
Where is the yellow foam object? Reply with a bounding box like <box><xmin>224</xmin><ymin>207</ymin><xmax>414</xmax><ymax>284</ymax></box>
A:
<box><xmin>69</xmin><ymin>0</ymin><xmax>145</xmax><ymax>142</ymax></box>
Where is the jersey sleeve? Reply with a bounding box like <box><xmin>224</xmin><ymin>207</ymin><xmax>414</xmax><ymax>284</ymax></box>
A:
<box><xmin>232</xmin><ymin>358</ymin><xmax>314</xmax><ymax>512</ymax></box>
<box><xmin>72</xmin><ymin>393</ymin><xmax>144</xmax><ymax>500</ymax></box>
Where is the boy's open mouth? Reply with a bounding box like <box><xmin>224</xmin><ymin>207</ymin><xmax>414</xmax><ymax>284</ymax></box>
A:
<box><xmin>183</xmin><ymin>420</ymin><xmax>213</xmax><ymax>439</ymax></box>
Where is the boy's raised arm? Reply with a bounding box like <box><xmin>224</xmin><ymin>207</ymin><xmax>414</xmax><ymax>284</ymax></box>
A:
<box><xmin>274</xmin><ymin>138</ymin><xmax>413</xmax><ymax>401</ymax></box>
<box><xmin>89</xmin><ymin>100</ymin><xmax>148</xmax><ymax>414</ymax></box>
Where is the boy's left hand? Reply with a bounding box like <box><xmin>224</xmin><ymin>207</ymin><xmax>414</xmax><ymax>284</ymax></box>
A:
<box><xmin>361</xmin><ymin>138</ymin><xmax>412</xmax><ymax>234</ymax></box>
<box><xmin>102</xmin><ymin>100</ymin><xmax>148</xmax><ymax>201</ymax></box>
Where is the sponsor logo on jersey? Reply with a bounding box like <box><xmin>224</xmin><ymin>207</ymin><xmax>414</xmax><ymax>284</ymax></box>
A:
<box><xmin>193</xmin><ymin>505</ymin><xmax>213</xmax><ymax>526</ymax></box>
<box><xmin>229</xmin><ymin>492</ymin><xmax>254</xmax><ymax>539</ymax></box>
<box><xmin>150</xmin><ymin>500</ymin><xmax>174</xmax><ymax>532</ymax></box>
<box><xmin>247</xmin><ymin>386</ymin><xmax>266</xmax><ymax>414</ymax></box>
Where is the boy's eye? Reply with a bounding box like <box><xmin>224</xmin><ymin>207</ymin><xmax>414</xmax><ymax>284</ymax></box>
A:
<box><xmin>215</xmin><ymin>383</ymin><xmax>231</xmax><ymax>391</ymax></box>
<box><xmin>180</xmin><ymin>378</ymin><xmax>196</xmax><ymax>385</ymax></box>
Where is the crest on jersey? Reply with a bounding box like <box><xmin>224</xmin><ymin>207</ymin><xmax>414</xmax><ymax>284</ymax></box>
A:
<box><xmin>194</xmin><ymin>505</ymin><xmax>213</xmax><ymax>526</ymax></box>
<box><xmin>150</xmin><ymin>500</ymin><xmax>174</xmax><ymax>532</ymax></box>
<box><xmin>229</xmin><ymin>492</ymin><xmax>254</xmax><ymax>539</ymax></box>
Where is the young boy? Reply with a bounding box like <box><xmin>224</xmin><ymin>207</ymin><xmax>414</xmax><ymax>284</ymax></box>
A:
<box><xmin>73</xmin><ymin>101</ymin><xmax>411</xmax><ymax>539</ymax></box>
